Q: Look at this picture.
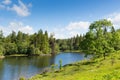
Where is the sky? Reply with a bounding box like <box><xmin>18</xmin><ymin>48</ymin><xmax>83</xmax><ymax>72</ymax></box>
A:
<box><xmin>0</xmin><ymin>0</ymin><xmax>120</xmax><ymax>39</ymax></box>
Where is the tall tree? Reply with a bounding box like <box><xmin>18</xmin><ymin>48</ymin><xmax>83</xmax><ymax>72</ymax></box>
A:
<box><xmin>11</xmin><ymin>31</ymin><xmax>16</xmax><ymax>43</ymax></box>
<box><xmin>49</xmin><ymin>33</ymin><xmax>56</xmax><ymax>55</ymax></box>
<box><xmin>81</xmin><ymin>19</ymin><xmax>114</xmax><ymax>59</ymax></box>
<box><xmin>42</xmin><ymin>31</ymin><xmax>50</xmax><ymax>54</ymax></box>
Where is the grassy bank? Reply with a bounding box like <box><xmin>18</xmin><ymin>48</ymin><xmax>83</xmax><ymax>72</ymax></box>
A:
<box><xmin>29</xmin><ymin>51</ymin><xmax>120</xmax><ymax>80</ymax></box>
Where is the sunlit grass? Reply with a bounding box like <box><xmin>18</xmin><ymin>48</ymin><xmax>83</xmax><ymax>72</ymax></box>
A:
<box><xmin>29</xmin><ymin>51</ymin><xmax>120</xmax><ymax>80</ymax></box>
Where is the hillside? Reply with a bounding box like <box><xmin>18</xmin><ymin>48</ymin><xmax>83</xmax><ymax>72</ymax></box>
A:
<box><xmin>29</xmin><ymin>51</ymin><xmax>120</xmax><ymax>80</ymax></box>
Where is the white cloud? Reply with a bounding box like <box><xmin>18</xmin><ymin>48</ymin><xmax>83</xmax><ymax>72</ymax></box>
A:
<box><xmin>66</xmin><ymin>21</ymin><xmax>90</xmax><ymax>31</ymax></box>
<box><xmin>52</xmin><ymin>21</ymin><xmax>90</xmax><ymax>39</ymax></box>
<box><xmin>9</xmin><ymin>0</ymin><xmax>30</xmax><ymax>17</ymax></box>
<box><xmin>107</xmin><ymin>12</ymin><xmax>120</xmax><ymax>29</ymax></box>
<box><xmin>2</xmin><ymin>0</ymin><xmax>12</xmax><ymax>5</ymax></box>
<box><xmin>1</xmin><ymin>0</ymin><xmax>31</xmax><ymax>17</ymax></box>
<box><xmin>0</xmin><ymin>22</ymin><xmax>34</xmax><ymax>36</ymax></box>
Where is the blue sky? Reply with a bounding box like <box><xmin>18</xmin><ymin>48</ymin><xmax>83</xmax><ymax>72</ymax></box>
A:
<box><xmin>0</xmin><ymin>0</ymin><xmax>120</xmax><ymax>38</ymax></box>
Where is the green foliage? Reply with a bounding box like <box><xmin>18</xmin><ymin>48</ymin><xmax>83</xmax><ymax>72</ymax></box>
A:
<box><xmin>49</xmin><ymin>33</ymin><xmax>59</xmax><ymax>54</ymax></box>
<box><xmin>59</xmin><ymin>59</ymin><xmax>62</xmax><ymax>70</ymax></box>
<box><xmin>0</xmin><ymin>29</ymin><xmax>59</xmax><ymax>56</ymax></box>
<box><xmin>81</xmin><ymin>19</ymin><xmax>115</xmax><ymax>59</ymax></box>
<box><xmin>0</xmin><ymin>30</ymin><xmax>4</xmax><ymax>56</ymax></box>
<box><xmin>0</xmin><ymin>45</ymin><xmax>4</xmax><ymax>56</ymax></box>
<box><xmin>56</xmin><ymin>34</ymin><xmax>84</xmax><ymax>52</ymax></box>
<box><xmin>51</xmin><ymin>64</ymin><xmax>58</xmax><ymax>71</ymax></box>
<box><xmin>17</xmin><ymin>42</ymin><xmax>28</xmax><ymax>54</ymax></box>
<box><xmin>4</xmin><ymin>43</ymin><xmax>18</xmax><ymax>55</ymax></box>
<box><xmin>102</xmin><ymin>70</ymin><xmax>120</xmax><ymax>80</ymax></box>
<box><xmin>34</xmin><ymin>48</ymin><xmax>41</xmax><ymax>55</ymax></box>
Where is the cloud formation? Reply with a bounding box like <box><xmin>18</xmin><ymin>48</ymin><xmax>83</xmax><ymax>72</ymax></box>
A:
<box><xmin>66</xmin><ymin>21</ymin><xmax>90</xmax><ymax>31</ymax></box>
<box><xmin>53</xmin><ymin>21</ymin><xmax>90</xmax><ymax>39</ymax></box>
<box><xmin>8</xmin><ymin>0</ymin><xmax>31</xmax><ymax>17</ymax></box>
<box><xmin>107</xmin><ymin>12</ymin><xmax>120</xmax><ymax>29</ymax></box>
<box><xmin>0</xmin><ymin>0</ymin><xmax>31</xmax><ymax>17</ymax></box>
<box><xmin>0</xmin><ymin>22</ymin><xmax>34</xmax><ymax>36</ymax></box>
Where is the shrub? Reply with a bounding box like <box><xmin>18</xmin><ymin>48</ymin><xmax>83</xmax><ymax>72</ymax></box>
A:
<box><xmin>59</xmin><ymin>59</ymin><xmax>62</xmax><ymax>70</ymax></box>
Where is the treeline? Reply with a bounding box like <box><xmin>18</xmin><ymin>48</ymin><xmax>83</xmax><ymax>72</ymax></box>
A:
<box><xmin>0</xmin><ymin>30</ymin><xmax>59</xmax><ymax>56</ymax></box>
<box><xmin>0</xmin><ymin>19</ymin><xmax>120</xmax><ymax>58</ymax></box>
<box><xmin>57</xmin><ymin>19</ymin><xmax>120</xmax><ymax>59</ymax></box>
<box><xmin>56</xmin><ymin>35</ymin><xmax>84</xmax><ymax>51</ymax></box>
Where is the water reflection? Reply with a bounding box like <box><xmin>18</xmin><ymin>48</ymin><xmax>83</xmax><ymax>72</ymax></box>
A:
<box><xmin>0</xmin><ymin>52</ymin><xmax>85</xmax><ymax>80</ymax></box>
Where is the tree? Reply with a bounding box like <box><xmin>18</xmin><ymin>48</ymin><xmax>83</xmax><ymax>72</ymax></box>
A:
<box><xmin>0</xmin><ymin>30</ymin><xmax>4</xmax><ymax>55</ymax></box>
<box><xmin>42</xmin><ymin>31</ymin><xmax>50</xmax><ymax>54</ymax></box>
<box><xmin>0</xmin><ymin>30</ymin><xmax>3</xmax><ymax>41</ymax></box>
<box><xmin>81</xmin><ymin>19</ymin><xmax>114</xmax><ymax>59</ymax></box>
<box><xmin>27</xmin><ymin>44</ymin><xmax>35</xmax><ymax>55</ymax></box>
<box><xmin>17</xmin><ymin>42</ymin><xmax>29</xmax><ymax>54</ymax></box>
<box><xmin>112</xmin><ymin>29</ymin><xmax>120</xmax><ymax>50</ymax></box>
<box><xmin>17</xmin><ymin>31</ymin><xmax>23</xmax><ymax>42</ymax></box>
<box><xmin>0</xmin><ymin>45</ymin><xmax>4</xmax><ymax>56</ymax></box>
<box><xmin>49</xmin><ymin>33</ymin><xmax>55</xmax><ymax>54</ymax></box>
<box><xmin>11</xmin><ymin>31</ymin><xmax>16</xmax><ymax>43</ymax></box>
<box><xmin>74</xmin><ymin>34</ymin><xmax>80</xmax><ymax>50</ymax></box>
<box><xmin>4</xmin><ymin>43</ymin><xmax>17</xmax><ymax>55</ymax></box>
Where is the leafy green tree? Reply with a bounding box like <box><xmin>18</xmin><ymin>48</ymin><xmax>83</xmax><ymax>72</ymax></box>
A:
<box><xmin>27</xmin><ymin>44</ymin><xmax>35</xmax><ymax>55</ymax></box>
<box><xmin>34</xmin><ymin>47</ymin><xmax>42</xmax><ymax>55</ymax></box>
<box><xmin>0</xmin><ymin>45</ymin><xmax>4</xmax><ymax>56</ymax></box>
<box><xmin>37</xmin><ymin>29</ymin><xmax>43</xmax><ymax>51</ymax></box>
<box><xmin>74</xmin><ymin>35</ymin><xmax>80</xmax><ymax>50</ymax></box>
<box><xmin>42</xmin><ymin>31</ymin><xmax>50</xmax><ymax>54</ymax></box>
<box><xmin>11</xmin><ymin>31</ymin><xmax>16</xmax><ymax>43</ymax></box>
<box><xmin>0</xmin><ymin>30</ymin><xmax>4</xmax><ymax>55</ymax></box>
<box><xmin>81</xmin><ymin>19</ymin><xmax>114</xmax><ymax>59</ymax></box>
<box><xmin>59</xmin><ymin>59</ymin><xmax>62</xmax><ymax>70</ymax></box>
<box><xmin>4</xmin><ymin>43</ymin><xmax>17</xmax><ymax>55</ymax></box>
<box><xmin>112</xmin><ymin>29</ymin><xmax>120</xmax><ymax>50</ymax></box>
<box><xmin>17</xmin><ymin>31</ymin><xmax>23</xmax><ymax>42</ymax></box>
<box><xmin>49</xmin><ymin>33</ymin><xmax>59</xmax><ymax>54</ymax></box>
<box><xmin>17</xmin><ymin>42</ymin><xmax>29</xmax><ymax>54</ymax></box>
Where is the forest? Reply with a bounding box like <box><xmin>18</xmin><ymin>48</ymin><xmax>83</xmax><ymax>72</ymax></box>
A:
<box><xmin>0</xmin><ymin>19</ymin><xmax>120</xmax><ymax>59</ymax></box>
<box><xmin>0</xmin><ymin>29</ymin><xmax>59</xmax><ymax>56</ymax></box>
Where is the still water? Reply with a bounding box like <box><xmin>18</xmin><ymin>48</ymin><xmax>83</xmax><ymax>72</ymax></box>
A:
<box><xmin>0</xmin><ymin>52</ymin><xmax>86</xmax><ymax>80</ymax></box>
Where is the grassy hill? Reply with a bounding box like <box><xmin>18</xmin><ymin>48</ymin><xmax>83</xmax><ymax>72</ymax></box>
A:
<box><xmin>29</xmin><ymin>51</ymin><xmax>120</xmax><ymax>80</ymax></box>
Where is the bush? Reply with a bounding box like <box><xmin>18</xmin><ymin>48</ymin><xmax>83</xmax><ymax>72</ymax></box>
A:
<box><xmin>59</xmin><ymin>59</ymin><xmax>62</xmax><ymax>70</ymax></box>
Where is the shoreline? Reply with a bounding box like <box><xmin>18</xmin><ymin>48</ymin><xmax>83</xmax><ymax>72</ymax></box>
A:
<box><xmin>0</xmin><ymin>56</ymin><xmax>5</xmax><ymax>59</ymax></box>
<box><xmin>5</xmin><ymin>53</ymin><xmax>52</xmax><ymax>57</ymax></box>
<box><xmin>61</xmin><ymin>50</ymin><xmax>83</xmax><ymax>53</ymax></box>
<box><xmin>29</xmin><ymin>51</ymin><xmax>120</xmax><ymax>80</ymax></box>
<box><xmin>2</xmin><ymin>51</ymin><xmax>82</xmax><ymax>58</ymax></box>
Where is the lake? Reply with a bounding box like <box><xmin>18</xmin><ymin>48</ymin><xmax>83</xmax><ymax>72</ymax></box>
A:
<box><xmin>0</xmin><ymin>52</ymin><xmax>86</xmax><ymax>80</ymax></box>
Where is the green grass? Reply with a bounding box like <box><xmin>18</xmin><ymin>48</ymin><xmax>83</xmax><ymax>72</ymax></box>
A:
<box><xmin>29</xmin><ymin>51</ymin><xmax>120</xmax><ymax>80</ymax></box>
